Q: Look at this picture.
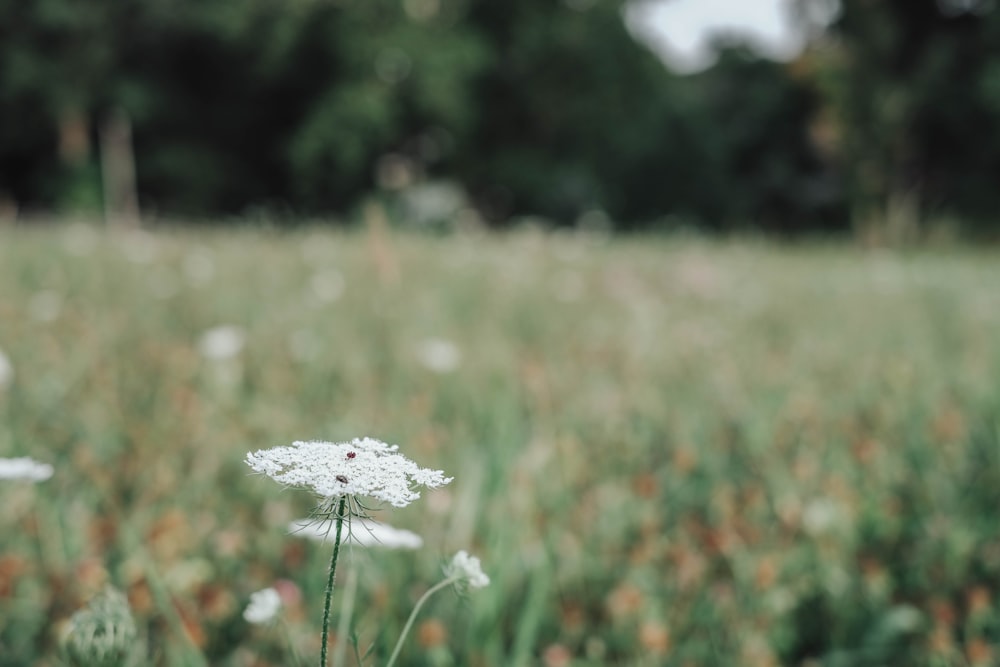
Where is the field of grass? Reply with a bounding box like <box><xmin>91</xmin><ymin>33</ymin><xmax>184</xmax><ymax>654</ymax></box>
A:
<box><xmin>1</xmin><ymin>222</ymin><xmax>999</xmax><ymax>666</ymax></box>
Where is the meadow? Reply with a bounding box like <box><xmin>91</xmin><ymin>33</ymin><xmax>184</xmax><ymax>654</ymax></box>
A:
<box><xmin>1</xmin><ymin>222</ymin><xmax>999</xmax><ymax>666</ymax></box>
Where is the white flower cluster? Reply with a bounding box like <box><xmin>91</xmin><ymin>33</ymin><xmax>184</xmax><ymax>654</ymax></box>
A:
<box><xmin>445</xmin><ymin>550</ymin><xmax>490</xmax><ymax>589</ymax></box>
<box><xmin>198</xmin><ymin>325</ymin><xmax>245</xmax><ymax>361</ymax></box>
<box><xmin>246</xmin><ymin>437</ymin><xmax>453</xmax><ymax>508</ymax></box>
<box><xmin>0</xmin><ymin>457</ymin><xmax>54</xmax><ymax>482</ymax></box>
<box><xmin>243</xmin><ymin>587</ymin><xmax>282</xmax><ymax>625</ymax></box>
<box><xmin>290</xmin><ymin>518</ymin><xmax>424</xmax><ymax>550</ymax></box>
<box><xmin>0</xmin><ymin>346</ymin><xmax>13</xmax><ymax>388</ymax></box>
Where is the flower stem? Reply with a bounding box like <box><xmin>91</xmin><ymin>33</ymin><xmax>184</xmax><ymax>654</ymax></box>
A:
<box><xmin>320</xmin><ymin>496</ymin><xmax>347</xmax><ymax>667</ymax></box>
<box><xmin>384</xmin><ymin>576</ymin><xmax>457</xmax><ymax>667</ymax></box>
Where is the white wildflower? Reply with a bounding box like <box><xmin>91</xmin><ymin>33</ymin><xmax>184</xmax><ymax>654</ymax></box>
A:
<box><xmin>445</xmin><ymin>550</ymin><xmax>490</xmax><ymax>589</ymax></box>
<box><xmin>289</xmin><ymin>518</ymin><xmax>423</xmax><ymax>550</ymax></box>
<box><xmin>802</xmin><ymin>497</ymin><xmax>840</xmax><ymax>536</ymax></box>
<box><xmin>243</xmin><ymin>587</ymin><xmax>282</xmax><ymax>625</ymax></box>
<box><xmin>198</xmin><ymin>325</ymin><xmax>245</xmax><ymax>361</ymax></box>
<box><xmin>0</xmin><ymin>457</ymin><xmax>53</xmax><ymax>482</ymax></box>
<box><xmin>246</xmin><ymin>437</ymin><xmax>452</xmax><ymax>509</ymax></box>
<box><xmin>415</xmin><ymin>338</ymin><xmax>461</xmax><ymax>374</ymax></box>
<box><xmin>0</xmin><ymin>346</ymin><xmax>12</xmax><ymax>388</ymax></box>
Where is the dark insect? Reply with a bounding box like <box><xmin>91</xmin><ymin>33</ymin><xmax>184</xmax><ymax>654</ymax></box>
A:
<box><xmin>336</xmin><ymin>475</ymin><xmax>349</xmax><ymax>484</ymax></box>
<box><xmin>346</xmin><ymin>452</ymin><xmax>357</xmax><ymax>460</ymax></box>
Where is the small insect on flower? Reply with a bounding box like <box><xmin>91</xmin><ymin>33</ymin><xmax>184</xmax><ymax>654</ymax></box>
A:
<box><xmin>346</xmin><ymin>451</ymin><xmax>357</xmax><ymax>460</ymax></box>
<box><xmin>336</xmin><ymin>475</ymin><xmax>349</xmax><ymax>484</ymax></box>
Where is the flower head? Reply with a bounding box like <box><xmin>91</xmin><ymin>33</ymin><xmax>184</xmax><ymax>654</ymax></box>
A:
<box><xmin>0</xmin><ymin>345</ymin><xmax>13</xmax><ymax>388</ymax></box>
<box><xmin>246</xmin><ymin>437</ymin><xmax>452</xmax><ymax>508</ymax></box>
<box><xmin>198</xmin><ymin>325</ymin><xmax>245</xmax><ymax>361</ymax></box>
<box><xmin>416</xmin><ymin>338</ymin><xmax>461</xmax><ymax>374</ymax></box>
<box><xmin>0</xmin><ymin>457</ymin><xmax>53</xmax><ymax>482</ymax></box>
<box><xmin>445</xmin><ymin>550</ymin><xmax>490</xmax><ymax>589</ymax></box>
<box><xmin>290</xmin><ymin>518</ymin><xmax>424</xmax><ymax>550</ymax></box>
<box><xmin>62</xmin><ymin>586</ymin><xmax>137</xmax><ymax>667</ymax></box>
<box><xmin>243</xmin><ymin>587</ymin><xmax>282</xmax><ymax>625</ymax></box>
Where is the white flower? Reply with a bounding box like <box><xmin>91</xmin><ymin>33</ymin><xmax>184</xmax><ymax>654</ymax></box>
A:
<box><xmin>289</xmin><ymin>518</ymin><xmax>424</xmax><ymax>550</ymax></box>
<box><xmin>445</xmin><ymin>550</ymin><xmax>490</xmax><ymax>589</ymax></box>
<box><xmin>0</xmin><ymin>346</ymin><xmax>13</xmax><ymax>388</ymax></box>
<box><xmin>415</xmin><ymin>338</ymin><xmax>461</xmax><ymax>374</ymax></box>
<box><xmin>198</xmin><ymin>325</ymin><xmax>245</xmax><ymax>361</ymax></box>
<box><xmin>246</xmin><ymin>437</ymin><xmax>452</xmax><ymax>509</ymax></box>
<box><xmin>0</xmin><ymin>457</ymin><xmax>53</xmax><ymax>482</ymax></box>
<box><xmin>243</xmin><ymin>587</ymin><xmax>282</xmax><ymax>625</ymax></box>
<box><xmin>802</xmin><ymin>497</ymin><xmax>840</xmax><ymax>536</ymax></box>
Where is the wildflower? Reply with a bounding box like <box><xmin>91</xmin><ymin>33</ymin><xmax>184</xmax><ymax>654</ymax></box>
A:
<box><xmin>290</xmin><ymin>518</ymin><xmax>423</xmax><ymax>550</ymax></box>
<box><xmin>198</xmin><ymin>325</ymin><xmax>245</xmax><ymax>361</ymax></box>
<box><xmin>247</xmin><ymin>437</ymin><xmax>450</xmax><ymax>667</ymax></box>
<box><xmin>246</xmin><ymin>437</ymin><xmax>452</xmax><ymax>511</ymax></box>
<box><xmin>0</xmin><ymin>457</ymin><xmax>53</xmax><ymax>482</ymax></box>
<box><xmin>243</xmin><ymin>587</ymin><xmax>283</xmax><ymax>625</ymax></box>
<box><xmin>415</xmin><ymin>338</ymin><xmax>461</xmax><ymax>374</ymax></box>
<box><xmin>802</xmin><ymin>497</ymin><xmax>841</xmax><ymax>536</ymax></box>
<box><xmin>444</xmin><ymin>550</ymin><xmax>490</xmax><ymax>589</ymax></box>
<box><xmin>386</xmin><ymin>549</ymin><xmax>489</xmax><ymax>667</ymax></box>
<box><xmin>62</xmin><ymin>586</ymin><xmax>137</xmax><ymax>667</ymax></box>
<box><xmin>0</xmin><ymin>346</ymin><xmax>12</xmax><ymax>388</ymax></box>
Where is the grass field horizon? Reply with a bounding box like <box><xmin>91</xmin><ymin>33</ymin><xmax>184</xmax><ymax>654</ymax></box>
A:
<box><xmin>2</xmin><ymin>223</ymin><xmax>999</xmax><ymax>666</ymax></box>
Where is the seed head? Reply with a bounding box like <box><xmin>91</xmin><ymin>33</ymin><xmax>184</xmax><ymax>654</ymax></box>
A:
<box><xmin>62</xmin><ymin>586</ymin><xmax>137</xmax><ymax>667</ymax></box>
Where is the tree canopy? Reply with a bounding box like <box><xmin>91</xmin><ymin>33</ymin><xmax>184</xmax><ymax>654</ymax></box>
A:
<box><xmin>0</xmin><ymin>0</ymin><xmax>998</xmax><ymax>235</ymax></box>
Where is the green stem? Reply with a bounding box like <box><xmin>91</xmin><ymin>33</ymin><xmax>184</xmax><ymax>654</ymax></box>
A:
<box><xmin>320</xmin><ymin>496</ymin><xmax>348</xmax><ymax>667</ymax></box>
<box><xmin>384</xmin><ymin>576</ymin><xmax>457</xmax><ymax>667</ymax></box>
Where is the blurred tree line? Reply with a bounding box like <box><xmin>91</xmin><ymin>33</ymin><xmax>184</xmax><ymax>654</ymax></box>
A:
<box><xmin>0</xmin><ymin>0</ymin><xmax>998</xmax><ymax>235</ymax></box>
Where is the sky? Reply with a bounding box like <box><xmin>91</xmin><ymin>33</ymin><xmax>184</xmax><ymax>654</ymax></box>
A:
<box><xmin>625</xmin><ymin>0</ymin><xmax>836</xmax><ymax>73</ymax></box>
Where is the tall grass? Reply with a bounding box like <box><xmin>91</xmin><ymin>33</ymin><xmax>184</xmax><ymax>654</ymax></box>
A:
<box><xmin>1</xmin><ymin>223</ymin><xmax>999</xmax><ymax>665</ymax></box>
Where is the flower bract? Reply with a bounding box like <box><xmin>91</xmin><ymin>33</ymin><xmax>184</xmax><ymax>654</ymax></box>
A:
<box><xmin>290</xmin><ymin>518</ymin><xmax>424</xmax><ymax>550</ymax></box>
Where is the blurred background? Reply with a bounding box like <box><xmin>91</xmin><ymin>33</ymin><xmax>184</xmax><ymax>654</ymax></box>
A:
<box><xmin>3</xmin><ymin>2</ymin><xmax>1000</xmax><ymax>667</ymax></box>
<box><xmin>2</xmin><ymin>0</ymin><xmax>999</xmax><ymax>240</ymax></box>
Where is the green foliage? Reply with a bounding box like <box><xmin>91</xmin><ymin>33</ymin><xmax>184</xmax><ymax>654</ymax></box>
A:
<box><xmin>801</xmin><ymin>0</ymin><xmax>1000</xmax><ymax>232</ymax></box>
<box><xmin>2</xmin><ymin>0</ymin><xmax>1000</xmax><ymax>231</ymax></box>
<box><xmin>1</xmin><ymin>226</ymin><xmax>1000</xmax><ymax>664</ymax></box>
